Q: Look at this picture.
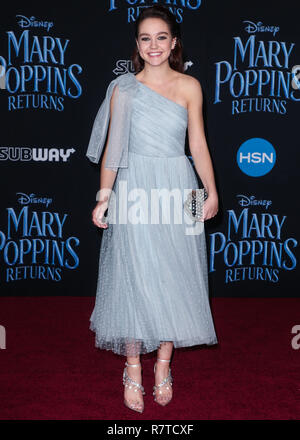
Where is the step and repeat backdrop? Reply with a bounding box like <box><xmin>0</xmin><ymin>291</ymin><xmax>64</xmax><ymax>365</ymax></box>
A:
<box><xmin>0</xmin><ymin>1</ymin><xmax>299</xmax><ymax>297</ymax></box>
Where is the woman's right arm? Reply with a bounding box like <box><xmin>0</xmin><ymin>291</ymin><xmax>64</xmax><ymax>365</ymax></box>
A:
<box><xmin>92</xmin><ymin>85</ymin><xmax>118</xmax><ymax>229</ymax></box>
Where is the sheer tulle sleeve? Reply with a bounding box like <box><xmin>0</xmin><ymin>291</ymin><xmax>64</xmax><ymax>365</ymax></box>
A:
<box><xmin>86</xmin><ymin>73</ymin><xmax>138</xmax><ymax>172</ymax></box>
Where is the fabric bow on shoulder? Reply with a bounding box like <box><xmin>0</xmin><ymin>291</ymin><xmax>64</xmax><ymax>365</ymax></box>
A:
<box><xmin>86</xmin><ymin>72</ymin><xmax>138</xmax><ymax>171</ymax></box>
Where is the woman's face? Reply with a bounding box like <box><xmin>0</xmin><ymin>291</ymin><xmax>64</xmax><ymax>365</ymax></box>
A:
<box><xmin>136</xmin><ymin>17</ymin><xmax>176</xmax><ymax>67</ymax></box>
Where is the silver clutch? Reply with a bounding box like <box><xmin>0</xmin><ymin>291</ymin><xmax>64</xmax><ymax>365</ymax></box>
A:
<box><xmin>184</xmin><ymin>188</ymin><xmax>208</xmax><ymax>222</ymax></box>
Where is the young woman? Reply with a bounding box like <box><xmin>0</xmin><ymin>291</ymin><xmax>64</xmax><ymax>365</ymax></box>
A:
<box><xmin>87</xmin><ymin>5</ymin><xmax>219</xmax><ymax>413</ymax></box>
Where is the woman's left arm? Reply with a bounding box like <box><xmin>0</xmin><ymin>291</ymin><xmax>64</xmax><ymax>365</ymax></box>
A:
<box><xmin>186</xmin><ymin>76</ymin><xmax>219</xmax><ymax>221</ymax></box>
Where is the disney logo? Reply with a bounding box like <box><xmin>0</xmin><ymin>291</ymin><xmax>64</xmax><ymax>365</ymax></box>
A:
<box><xmin>16</xmin><ymin>15</ymin><xmax>53</xmax><ymax>32</ymax></box>
<box><xmin>243</xmin><ymin>20</ymin><xmax>279</xmax><ymax>37</ymax></box>
<box><xmin>16</xmin><ymin>192</ymin><xmax>52</xmax><ymax>208</ymax></box>
<box><xmin>236</xmin><ymin>195</ymin><xmax>272</xmax><ymax>210</ymax></box>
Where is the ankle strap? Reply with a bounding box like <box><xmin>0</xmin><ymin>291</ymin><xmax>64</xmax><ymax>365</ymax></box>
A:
<box><xmin>125</xmin><ymin>361</ymin><xmax>141</xmax><ymax>367</ymax></box>
<box><xmin>157</xmin><ymin>358</ymin><xmax>171</xmax><ymax>363</ymax></box>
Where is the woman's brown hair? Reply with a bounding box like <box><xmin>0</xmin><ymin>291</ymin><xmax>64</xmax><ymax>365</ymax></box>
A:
<box><xmin>131</xmin><ymin>5</ymin><xmax>184</xmax><ymax>74</ymax></box>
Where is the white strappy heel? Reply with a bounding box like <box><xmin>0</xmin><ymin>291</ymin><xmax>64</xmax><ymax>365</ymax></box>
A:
<box><xmin>153</xmin><ymin>358</ymin><xmax>173</xmax><ymax>406</ymax></box>
<box><xmin>123</xmin><ymin>361</ymin><xmax>145</xmax><ymax>413</ymax></box>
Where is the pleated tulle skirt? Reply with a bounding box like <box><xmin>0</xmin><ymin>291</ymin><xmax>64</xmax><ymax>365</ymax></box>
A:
<box><xmin>89</xmin><ymin>151</ymin><xmax>218</xmax><ymax>356</ymax></box>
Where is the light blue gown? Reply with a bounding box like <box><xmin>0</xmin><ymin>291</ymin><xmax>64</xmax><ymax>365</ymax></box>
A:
<box><xmin>87</xmin><ymin>72</ymin><xmax>218</xmax><ymax>356</ymax></box>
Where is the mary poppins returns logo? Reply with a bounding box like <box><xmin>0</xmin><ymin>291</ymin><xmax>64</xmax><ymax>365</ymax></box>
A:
<box><xmin>108</xmin><ymin>0</ymin><xmax>203</xmax><ymax>22</ymax></box>
<box><xmin>0</xmin><ymin>15</ymin><xmax>83</xmax><ymax>111</ymax></box>
<box><xmin>0</xmin><ymin>193</ymin><xmax>80</xmax><ymax>282</ymax></box>
<box><xmin>208</xmin><ymin>194</ymin><xmax>298</xmax><ymax>284</ymax></box>
<box><xmin>214</xmin><ymin>20</ymin><xmax>300</xmax><ymax>115</ymax></box>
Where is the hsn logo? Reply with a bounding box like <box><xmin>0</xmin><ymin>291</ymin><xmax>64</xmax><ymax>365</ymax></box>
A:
<box><xmin>236</xmin><ymin>138</ymin><xmax>276</xmax><ymax>177</ymax></box>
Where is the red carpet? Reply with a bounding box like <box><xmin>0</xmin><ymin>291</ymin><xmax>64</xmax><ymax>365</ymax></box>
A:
<box><xmin>0</xmin><ymin>297</ymin><xmax>299</xmax><ymax>420</ymax></box>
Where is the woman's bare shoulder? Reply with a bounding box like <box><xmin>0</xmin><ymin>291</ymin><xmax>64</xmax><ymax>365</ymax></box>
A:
<box><xmin>176</xmin><ymin>73</ymin><xmax>203</xmax><ymax>106</ymax></box>
<box><xmin>178</xmin><ymin>72</ymin><xmax>202</xmax><ymax>93</ymax></box>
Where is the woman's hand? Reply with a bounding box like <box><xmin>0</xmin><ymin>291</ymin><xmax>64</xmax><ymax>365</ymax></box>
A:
<box><xmin>92</xmin><ymin>196</ymin><xmax>109</xmax><ymax>229</ymax></box>
<box><xmin>202</xmin><ymin>192</ymin><xmax>218</xmax><ymax>221</ymax></box>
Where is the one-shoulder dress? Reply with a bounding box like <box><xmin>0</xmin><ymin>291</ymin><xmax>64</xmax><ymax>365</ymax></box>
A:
<box><xmin>86</xmin><ymin>72</ymin><xmax>218</xmax><ymax>357</ymax></box>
